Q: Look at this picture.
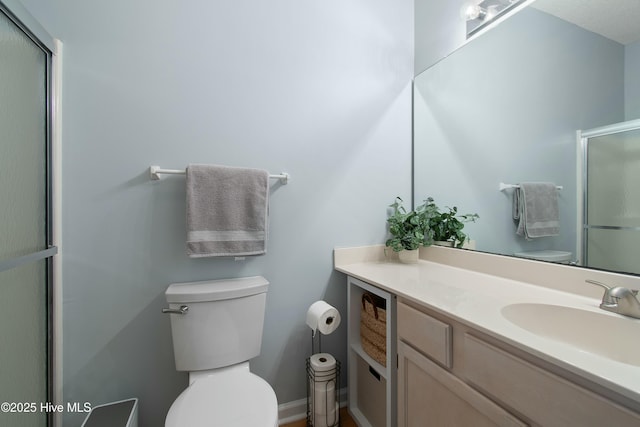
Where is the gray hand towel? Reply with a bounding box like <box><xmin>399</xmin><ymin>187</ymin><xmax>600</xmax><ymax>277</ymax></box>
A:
<box><xmin>186</xmin><ymin>164</ymin><xmax>269</xmax><ymax>257</ymax></box>
<box><xmin>514</xmin><ymin>182</ymin><xmax>559</xmax><ymax>239</ymax></box>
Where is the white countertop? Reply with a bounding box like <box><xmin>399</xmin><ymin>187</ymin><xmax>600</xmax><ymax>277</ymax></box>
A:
<box><xmin>335</xmin><ymin>248</ymin><xmax>640</xmax><ymax>409</ymax></box>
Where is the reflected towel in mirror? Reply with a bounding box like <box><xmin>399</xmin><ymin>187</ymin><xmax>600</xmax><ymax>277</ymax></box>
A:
<box><xmin>513</xmin><ymin>182</ymin><xmax>559</xmax><ymax>239</ymax></box>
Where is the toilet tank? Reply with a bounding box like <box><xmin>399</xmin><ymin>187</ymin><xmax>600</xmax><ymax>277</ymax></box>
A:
<box><xmin>165</xmin><ymin>276</ymin><xmax>269</xmax><ymax>372</ymax></box>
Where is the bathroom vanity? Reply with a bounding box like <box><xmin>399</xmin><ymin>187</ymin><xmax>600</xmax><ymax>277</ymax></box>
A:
<box><xmin>335</xmin><ymin>245</ymin><xmax>640</xmax><ymax>427</ymax></box>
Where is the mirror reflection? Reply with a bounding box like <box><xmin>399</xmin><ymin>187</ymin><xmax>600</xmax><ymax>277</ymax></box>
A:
<box><xmin>462</xmin><ymin>0</ymin><xmax>528</xmax><ymax>38</ymax></box>
<box><xmin>413</xmin><ymin>0</ymin><xmax>640</xmax><ymax>275</ymax></box>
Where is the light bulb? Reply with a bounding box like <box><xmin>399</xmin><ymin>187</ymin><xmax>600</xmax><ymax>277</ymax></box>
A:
<box><xmin>485</xmin><ymin>4</ymin><xmax>499</xmax><ymax>21</ymax></box>
<box><xmin>460</xmin><ymin>2</ymin><xmax>486</xmax><ymax>21</ymax></box>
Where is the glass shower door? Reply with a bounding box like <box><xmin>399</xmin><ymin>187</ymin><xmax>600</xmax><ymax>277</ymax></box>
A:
<box><xmin>0</xmin><ymin>4</ymin><xmax>54</xmax><ymax>426</ymax></box>
<box><xmin>583</xmin><ymin>121</ymin><xmax>640</xmax><ymax>274</ymax></box>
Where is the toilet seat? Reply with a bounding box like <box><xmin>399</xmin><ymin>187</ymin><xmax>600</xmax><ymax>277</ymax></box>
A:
<box><xmin>165</xmin><ymin>370</ymin><xmax>278</xmax><ymax>427</ymax></box>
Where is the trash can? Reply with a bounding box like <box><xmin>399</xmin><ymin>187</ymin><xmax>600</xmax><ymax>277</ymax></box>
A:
<box><xmin>81</xmin><ymin>398</ymin><xmax>138</xmax><ymax>427</ymax></box>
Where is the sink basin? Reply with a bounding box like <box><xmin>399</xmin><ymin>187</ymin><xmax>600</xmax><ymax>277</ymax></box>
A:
<box><xmin>501</xmin><ymin>303</ymin><xmax>640</xmax><ymax>366</ymax></box>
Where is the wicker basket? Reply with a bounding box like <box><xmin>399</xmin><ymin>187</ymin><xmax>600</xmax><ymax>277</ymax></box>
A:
<box><xmin>360</xmin><ymin>293</ymin><xmax>387</xmax><ymax>367</ymax></box>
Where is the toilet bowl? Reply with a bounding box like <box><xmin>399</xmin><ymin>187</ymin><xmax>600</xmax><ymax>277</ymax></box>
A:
<box><xmin>163</xmin><ymin>276</ymin><xmax>278</xmax><ymax>427</ymax></box>
<box><xmin>165</xmin><ymin>364</ymin><xmax>277</xmax><ymax>427</ymax></box>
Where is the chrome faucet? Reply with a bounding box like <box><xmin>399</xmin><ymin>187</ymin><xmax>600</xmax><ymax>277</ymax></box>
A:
<box><xmin>586</xmin><ymin>280</ymin><xmax>640</xmax><ymax>319</ymax></box>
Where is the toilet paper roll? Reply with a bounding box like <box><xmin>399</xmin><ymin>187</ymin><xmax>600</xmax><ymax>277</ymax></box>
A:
<box><xmin>313</xmin><ymin>379</ymin><xmax>336</xmax><ymax>415</ymax></box>
<box><xmin>312</xmin><ymin>404</ymin><xmax>339</xmax><ymax>427</ymax></box>
<box><xmin>306</xmin><ymin>301</ymin><xmax>341</xmax><ymax>336</ymax></box>
<box><xmin>310</xmin><ymin>352</ymin><xmax>337</xmax><ymax>373</ymax></box>
<box><xmin>315</xmin><ymin>402</ymin><xmax>339</xmax><ymax>427</ymax></box>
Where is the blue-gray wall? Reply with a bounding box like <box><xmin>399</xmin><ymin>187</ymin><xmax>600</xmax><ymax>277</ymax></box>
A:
<box><xmin>414</xmin><ymin>7</ymin><xmax>625</xmax><ymax>258</ymax></box>
<box><xmin>18</xmin><ymin>0</ymin><xmax>413</xmax><ymax>425</ymax></box>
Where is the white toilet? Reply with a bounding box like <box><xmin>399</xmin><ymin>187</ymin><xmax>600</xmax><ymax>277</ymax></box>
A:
<box><xmin>163</xmin><ymin>276</ymin><xmax>278</xmax><ymax>427</ymax></box>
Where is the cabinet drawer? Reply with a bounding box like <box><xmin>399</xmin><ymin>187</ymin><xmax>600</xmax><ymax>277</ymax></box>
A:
<box><xmin>462</xmin><ymin>334</ymin><xmax>640</xmax><ymax>427</ymax></box>
<box><xmin>397</xmin><ymin>302</ymin><xmax>452</xmax><ymax>368</ymax></box>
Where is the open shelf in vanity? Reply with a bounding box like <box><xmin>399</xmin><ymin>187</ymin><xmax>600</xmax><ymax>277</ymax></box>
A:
<box><xmin>347</xmin><ymin>276</ymin><xmax>396</xmax><ymax>427</ymax></box>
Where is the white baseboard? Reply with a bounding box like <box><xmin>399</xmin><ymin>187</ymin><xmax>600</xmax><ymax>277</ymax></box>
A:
<box><xmin>278</xmin><ymin>388</ymin><xmax>347</xmax><ymax>425</ymax></box>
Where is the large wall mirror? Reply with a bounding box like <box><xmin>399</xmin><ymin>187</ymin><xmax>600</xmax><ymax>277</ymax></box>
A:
<box><xmin>413</xmin><ymin>0</ymin><xmax>640</xmax><ymax>276</ymax></box>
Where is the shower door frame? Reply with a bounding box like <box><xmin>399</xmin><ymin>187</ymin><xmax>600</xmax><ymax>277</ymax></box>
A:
<box><xmin>0</xmin><ymin>1</ymin><xmax>61</xmax><ymax>426</ymax></box>
<box><xmin>578</xmin><ymin>118</ymin><xmax>640</xmax><ymax>269</ymax></box>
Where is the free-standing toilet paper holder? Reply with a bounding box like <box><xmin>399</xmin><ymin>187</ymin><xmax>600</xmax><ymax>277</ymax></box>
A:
<box><xmin>306</xmin><ymin>351</ymin><xmax>340</xmax><ymax>427</ymax></box>
<box><xmin>306</xmin><ymin>316</ymin><xmax>341</xmax><ymax>426</ymax></box>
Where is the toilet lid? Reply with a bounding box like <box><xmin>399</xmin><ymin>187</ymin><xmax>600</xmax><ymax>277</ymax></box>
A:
<box><xmin>165</xmin><ymin>371</ymin><xmax>278</xmax><ymax>427</ymax></box>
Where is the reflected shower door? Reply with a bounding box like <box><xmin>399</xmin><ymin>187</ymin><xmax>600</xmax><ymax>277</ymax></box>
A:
<box><xmin>0</xmin><ymin>5</ymin><xmax>52</xmax><ymax>427</ymax></box>
<box><xmin>583</xmin><ymin>122</ymin><xmax>640</xmax><ymax>274</ymax></box>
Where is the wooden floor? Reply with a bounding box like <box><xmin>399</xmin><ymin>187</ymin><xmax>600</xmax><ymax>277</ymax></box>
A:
<box><xmin>280</xmin><ymin>407</ymin><xmax>357</xmax><ymax>427</ymax></box>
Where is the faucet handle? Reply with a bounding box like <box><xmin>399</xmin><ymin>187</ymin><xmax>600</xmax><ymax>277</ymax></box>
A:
<box><xmin>585</xmin><ymin>279</ymin><xmax>610</xmax><ymax>290</ymax></box>
<box><xmin>585</xmin><ymin>280</ymin><xmax>616</xmax><ymax>304</ymax></box>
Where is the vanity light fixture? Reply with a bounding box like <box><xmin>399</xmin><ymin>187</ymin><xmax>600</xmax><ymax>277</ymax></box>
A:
<box><xmin>461</xmin><ymin>0</ymin><xmax>526</xmax><ymax>38</ymax></box>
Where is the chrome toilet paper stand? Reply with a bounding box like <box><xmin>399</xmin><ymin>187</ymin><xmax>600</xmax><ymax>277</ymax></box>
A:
<box><xmin>306</xmin><ymin>333</ymin><xmax>341</xmax><ymax>427</ymax></box>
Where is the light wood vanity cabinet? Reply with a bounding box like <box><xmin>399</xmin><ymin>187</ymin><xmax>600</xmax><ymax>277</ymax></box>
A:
<box><xmin>397</xmin><ymin>299</ymin><xmax>640</xmax><ymax>427</ymax></box>
<box><xmin>397</xmin><ymin>302</ymin><xmax>526</xmax><ymax>427</ymax></box>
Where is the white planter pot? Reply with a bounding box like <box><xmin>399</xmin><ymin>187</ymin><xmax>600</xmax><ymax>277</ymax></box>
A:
<box><xmin>398</xmin><ymin>248</ymin><xmax>419</xmax><ymax>263</ymax></box>
<box><xmin>434</xmin><ymin>240</ymin><xmax>455</xmax><ymax>247</ymax></box>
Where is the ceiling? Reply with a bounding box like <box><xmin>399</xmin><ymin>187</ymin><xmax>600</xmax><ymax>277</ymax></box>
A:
<box><xmin>532</xmin><ymin>0</ymin><xmax>640</xmax><ymax>45</ymax></box>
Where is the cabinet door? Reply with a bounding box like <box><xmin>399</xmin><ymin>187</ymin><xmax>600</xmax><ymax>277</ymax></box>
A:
<box><xmin>462</xmin><ymin>334</ymin><xmax>640</xmax><ymax>427</ymax></box>
<box><xmin>397</xmin><ymin>341</ymin><xmax>526</xmax><ymax>427</ymax></box>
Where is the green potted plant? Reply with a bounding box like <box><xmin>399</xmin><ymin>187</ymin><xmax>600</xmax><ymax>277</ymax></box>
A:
<box><xmin>385</xmin><ymin>197</ymin><xmax>438</xmax><ymax>263</ymax></box>
<box><xmin>430</xmin><ymin>205</ymin><xmax>479</xmax><ymax>248</ymax></box>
